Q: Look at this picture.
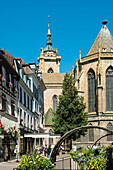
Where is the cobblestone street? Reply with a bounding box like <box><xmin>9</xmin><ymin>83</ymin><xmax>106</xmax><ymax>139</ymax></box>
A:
<box><xmin>0</xmin><ymin>159</ymin><xmax>20</xmax><ymax>170</ymax></box>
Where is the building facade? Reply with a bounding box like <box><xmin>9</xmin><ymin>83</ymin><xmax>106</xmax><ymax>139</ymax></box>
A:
<box><xmin>0</xmin><ymin>49</ymin><xmax>20</xmax><ymax>161</ymax></box>
<box><xmin>74</xmin><ymin>21</ymin><xmax>113</xmax><ymax>146</ymax></box>
<box><xmin>0</xmin><ymin>49</ymin><xmax>46</xmax><ymax>161</ymax></box>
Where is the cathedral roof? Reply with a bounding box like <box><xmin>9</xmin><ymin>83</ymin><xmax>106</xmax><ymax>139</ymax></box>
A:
<box><xmin>42</xmin><ymin>73</ymin><xmax>65</xmax><ymax>84</ymax></box>
<box><xmin>86</xmin><ymin>21</ymin><xmax>113</xmax><ymax>56</ymax></box>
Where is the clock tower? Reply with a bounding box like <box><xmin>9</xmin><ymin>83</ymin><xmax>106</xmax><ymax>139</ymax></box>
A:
<box><xmin>37</xmin><ymin>22</ymin><xmax>61</xmax><ymax>73</ymax></box>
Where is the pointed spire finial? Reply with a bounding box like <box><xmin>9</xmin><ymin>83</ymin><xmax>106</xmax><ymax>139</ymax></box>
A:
<box><xmin>102</xmin><ymin>20</ymin><xmax>108</xmax><ymax>25</ymax></box>
<box><xmin>48</xmin><ymin>15</ymin><xmax>51</xmax><ymax>35</ymax></box>
<box><xmin>46</xmin><ymin>15</ymin><xmax>52</xmax><ymax>46</ymax></box>
<box><xmin>79</xmin><ymin>48</ymin><xmax>81</xmax><ymax>62</ymax></box>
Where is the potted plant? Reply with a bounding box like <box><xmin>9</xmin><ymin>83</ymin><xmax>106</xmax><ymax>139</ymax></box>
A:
<box><xmin>17</xmin><ymin>153</ymin><xmax>55</xmax><ymax>169</ymax></box>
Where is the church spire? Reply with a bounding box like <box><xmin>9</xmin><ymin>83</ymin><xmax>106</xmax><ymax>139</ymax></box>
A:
<box><xmin>46</xmin><ymin>21</ymin><xmax>52</xmax><ymax>45</ymax></box>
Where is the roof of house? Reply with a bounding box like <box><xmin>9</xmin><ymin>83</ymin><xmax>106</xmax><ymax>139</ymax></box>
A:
<box><xmin>1</xmin><ymin>49</ymin><xmax>15</xmax><ymax>66</ymax></box>
<box><xmin>23</xmin><ymin>66</ymin><xmax>34</xmax><ymax>74</ymax></box>
<box><xmin>42</xmin><ymin>73</ymin><xmax>65</xmax><ymax>84</ymax></box>
<box><xmin>86</xmin><ymin>22</ymin><xmax>113</xmax><ymax>56</ymax></box>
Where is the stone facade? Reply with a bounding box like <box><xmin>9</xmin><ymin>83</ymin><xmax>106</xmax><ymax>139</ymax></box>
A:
<box><xmin>74</xmin><ymin>21</ymin><xmax>113</xmax><ymax>146</ymax></box>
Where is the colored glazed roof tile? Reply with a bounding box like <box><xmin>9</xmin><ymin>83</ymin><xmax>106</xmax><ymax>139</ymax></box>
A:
<box><xmin>42</xmin><ymin>73</ymin><xmax>65</xmax><ymax>84</ymax></box>
<box><xmin>45</xmin><ymin>108</ymin><xmax>54</xmax><ymax>126</ymax></box>
<box><xmin>86</xmin><ymin>24</ymin><xmax>113</xmax><ymax>56</ymax></box>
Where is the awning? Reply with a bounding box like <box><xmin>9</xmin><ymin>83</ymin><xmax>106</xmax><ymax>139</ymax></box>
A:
<box><xmin>24</xmin><ymin>133</ymin><xmax>61</xmax><ymax>138</ymax></box>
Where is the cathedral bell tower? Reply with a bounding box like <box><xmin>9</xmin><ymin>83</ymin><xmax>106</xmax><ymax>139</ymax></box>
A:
<box><xmin>37</xmin><ymin>22</ymin><xmax>61</xmax><ymax>73</ymax></box>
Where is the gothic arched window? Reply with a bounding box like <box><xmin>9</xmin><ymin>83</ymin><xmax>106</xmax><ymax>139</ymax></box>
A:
<box><xmin>107</xmin><ymin>122</ymin><xmax>113</xmax><ymax>141</ymax></box>
<box><xmin>89</xmin><ymin>124</ymin><xmax>94</xmax><ymax>141</ymax></box>
<box><xmin>88</xmin><ymin>69</ymin><xmax>96</xmax><ymax>112</ymax></box>
<box><xmin>53</xmin><ymin>95</ymin><xmax>57</xmax><ymax>112</ymax></box>
<box><xmin>106</xmin><ymin>66</ymin><xmax>113</xmax><ymax>111</ymax></box>
<box><xmin>48</xmin><ymin>68</ymin><xmax>54</xmax><ymax>73</ymax></box>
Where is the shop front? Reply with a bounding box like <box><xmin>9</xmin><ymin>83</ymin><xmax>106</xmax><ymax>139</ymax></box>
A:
<box><xmin>0</xmin><ymin>133</ymin><xmax>17</xmax><ymax>162</ymax></box>
<box><xmin>0</xmin><ymin>123</ymin><xmax>18</xmax><ymax>162</ymax></box>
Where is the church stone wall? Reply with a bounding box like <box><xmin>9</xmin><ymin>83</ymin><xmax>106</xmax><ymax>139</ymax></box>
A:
<box><xmin>44</xmin><ymin>60</ymin><xmax>59</xmax><ymax>73</ymax></box>
<box><xmin>44</xmin><ymin>87</ymin><xmax>62</xmax><ymax>114</ymax></box>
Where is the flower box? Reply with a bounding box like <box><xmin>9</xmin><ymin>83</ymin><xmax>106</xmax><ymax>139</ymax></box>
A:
<box><xmin>15</xmin><ymin>87</ymin><xmax>18</xmax><ymax>93</ymax></box>
<box><xmin>20</xmin><ymin>118</ymin><xmax>23</xmax><ymax>121</ymax></box>
<box><xmin>1</xmin><ymin>76</ymin><xmax>6</xmax><ymax>82</ymax></box>
<box><xmin>9</xmin><ymin>82</ymin><xmax>13</xmax><ymax>88</ymax></box>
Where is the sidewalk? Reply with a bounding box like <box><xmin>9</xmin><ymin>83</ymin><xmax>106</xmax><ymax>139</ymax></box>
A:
<box><xmin>0</xmin><ymin>159</ymin><xmax>20</xmax><ymax>170</ymax></box>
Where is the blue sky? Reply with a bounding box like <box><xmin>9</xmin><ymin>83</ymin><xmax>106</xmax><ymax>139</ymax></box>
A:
<box><xmin>0</xmin><ymin>0</ymin><xmax>113</xmax><ymax>73</ymax></box>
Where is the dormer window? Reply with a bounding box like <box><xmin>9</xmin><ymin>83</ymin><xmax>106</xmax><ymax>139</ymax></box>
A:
<box><xmin>102</xmin><ymin>48</ymin><xmax>106</xmax><ymax>52</ymax></box>
<box><xmin>111</xmin><ymin>48</ymin><xmax>113</xmax><ymax>52</ymax></box>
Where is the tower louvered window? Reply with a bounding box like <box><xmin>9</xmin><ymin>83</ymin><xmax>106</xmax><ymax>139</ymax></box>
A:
<box><xmin>88</xmin><ymin>69</ymin><xmax>96</xmax><ymax>112</ymax></box>
<box><xmin>106</xmin><ymin>66</ymin><xmax>113</xmax><ymax>111</ymax></box>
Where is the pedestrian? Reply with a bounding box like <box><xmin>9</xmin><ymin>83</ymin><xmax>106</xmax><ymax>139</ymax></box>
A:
<box><xmin>47</xmin><ymin>144</ymin><xmax>51</xmax><ymax>158</ymax></box>
<box><xmin>4</xmin><ymin>145</ymin><xmax>8</xmax><ymax>161</ymax></box>
<box><xmin>72</xmin><ymin>145</ymin><xmax>76</xmax><ymax>151</ymax></box>
<box><xmin>41</xmin><ymin>145</ymin><xmax>45</xmax><ymax>155</ymax></box>
<box><xmin>44</xmin><ymin>145</ymin><xmax>47</xmax><ymax>156</ymax></box>
<box><xmin>37</xmin><ymin>145</ymin><xmax>40</xmax><ymax>153</ymax></box>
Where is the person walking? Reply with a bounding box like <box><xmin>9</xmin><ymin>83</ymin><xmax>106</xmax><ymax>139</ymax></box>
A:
<box><xmin>44</xmin><ymin>145</ymin><xmax>47</xmax><ymax>156</ymax></box>
<box><xmin>47</xmin><ymin>144</ymin><xmax>51</xmax><ymax>158</ymax></box>
<box><xmin>4</xmin><ymin>145</ymin><xmax>8</xmax><ymax>161</ymax></box>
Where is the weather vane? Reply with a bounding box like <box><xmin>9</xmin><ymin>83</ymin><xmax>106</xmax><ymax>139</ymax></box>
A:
<box><xmin>48</xmin><ymin>15</ymin><xmax>50</xmax><ymax>22</ymax></box>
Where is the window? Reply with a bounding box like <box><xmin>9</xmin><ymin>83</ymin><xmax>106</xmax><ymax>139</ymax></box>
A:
<box><xmin>29</xmin><ymin>79</ymin><xmax>31</xmax><ymax>89</ymax></box>
<box><xmin>24</xmin><ymin>92</ymin><xmax>26</xmax><ymax>106</ymax></box>
<box><xmin>48</xmin><ymin>68</ymin><xmax>54</xmax><ymax>73</ymax></box>
<box><xmin>0</xmin><ymin>65</ymin><xmax>2</xmax><ymax>77</ymax></box>
<box><xmin>20</xmin><ymin>87</ymin><xmax>22</xmax><ymax>103</ymax></box>
<box><xmin>11</xmin><ymin>76</ymin><xmax>15</xmax><ymax>92</ymax></box>
<box><xmin>20</xmin><ymin>109</ymin><xmax>22</xmax><ymax>124</ymax></box>
<box><xmin>31</xmin><ymin>99</ymin><xmax>33</xmax><ymax>112</ymax></box>
<box><xmin>27</xmin><ymin>95</ymin><xmax>29</xmax><ymax>109</ymax></box>
<box><xmin>34</xmin><ymin>117</ymin><xmax>36</xmax><ymax>129</ymax></box>
<box><xmin>42</xmin><ymin>114</ymin><xmax>44</xmax><ymax>124</ymax></box>
<box><xmin>24</xmin><ymin>112</ymin><xmax>26</xmax><ymax>127</ymax></box>
<box><xmin>89</xmin><ymin>124</ymin><xmax>94</xmax><ymax>141</ymax></box>
<box><xmin>53</xmin><ymin>95</ymin><xmax>57</xmax><ymax>112</ymax></box>
<box><xmin>88</xmin><ymin>69</ymin><xmax>96</xmax><ymax>112</ymax></box>
<box><xmin>6</xmin><ymin>72</ymin><xmax>10</xmax><ymax>88</ymax></box>
<box><xmin>111</xmin><ymin>48</ymin><xmax>113</xmax><ymax>52</ymax></box>
<box><xmin>31</xmin><ymin>117</ymin><xmax>32</xmax><ymax>127</ymax></box>
<box><xmin>2</xmin><ymin>93</ymin><xmax>6</xmax><ymax>110</ymax></box>
<box><xmin>28</xmin><ymin>115</ymin><xmax>29</xmax><ymax>128</ymax></box>
<box><xmin>102</xmin><ymin>48</ymin><xmax>106</xmax><ymax>52</ymax></box>
<box><xmin>11</xmin><ymin>100</ymin><xmax>15</xmax><ymax>116</ymax></box>
<box><xmin>106</xmin><ymin>66</ymin><xmax>113</xmax><ymax>111</ymax></box>
<box><xmin>107</xmin><ymin>122</ymin><xmax>113</xmax><ymax>141</ymax></box>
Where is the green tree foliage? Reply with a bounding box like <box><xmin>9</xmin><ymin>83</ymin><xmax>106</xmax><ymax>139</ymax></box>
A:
<box><xmin>53</xmin><ymin>73</ymin><xmax>88</xmax><ymax>139</ymax></box>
